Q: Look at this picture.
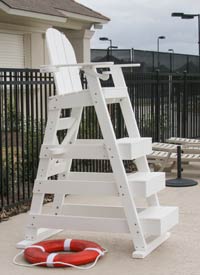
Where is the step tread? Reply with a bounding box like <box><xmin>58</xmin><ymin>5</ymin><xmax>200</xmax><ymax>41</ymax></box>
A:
<box><xmin>117</xmin><ymin>137</ymin><xmax>150</xmax><ymax>144</ymax></box>
<box><xmin>139</xmin><ymin>206</ymin><xmax>178</xmax><ymax>220</ymax></box>
<box><xmin>127</xmin><ymin>172</ymin><xmax>164</xmax><ymax>182</ymax></box>
<box><xmin>71</xmin><ymin>137</ymin><xmax>150</xmax><ymax>145</ymax></box>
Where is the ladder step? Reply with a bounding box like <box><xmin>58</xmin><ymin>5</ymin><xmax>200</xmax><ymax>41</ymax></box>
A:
<box><xmin>139</xmin><ymin>206</ymin><xmax>178</xmax><ymax>236</ymax></box>
<box><xmin>117</xmin><ymin>138</ymin><xmax>152</xmax><ymax>160</ymax></box>
<box><xmin>48</xmin><ymin>88</ymin><xmax>127</xmax><ymax>109</ymax></box>
<box><xmin>128</xmin><ymin>172</ymin><xmax>165</xmax><ymax>197</ymax></box>
<box><xmin>41</xmin><ymin>137</ymin><xmax>152</xmax><ymax>160</ymax></box>
<box><xmin>33</xmin><ymin>172</ymin><xmax>165</xmax><ymax>198</ymax></box>
<box><xmin>27</xmin><ymin>205</ymin><xmax>178</xmax><ymax>237</ymax></box>
<box><xmin>57</xmin><ymin>117</ymin><xmax>76</xmax><ymax>130</ymax></box>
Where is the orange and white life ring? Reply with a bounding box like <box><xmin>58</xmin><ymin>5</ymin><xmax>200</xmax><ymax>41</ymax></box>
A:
<box><xmin>24</xmin><ymin>239</ymin><xmax>105</xmax><ymax>267</ymax></box>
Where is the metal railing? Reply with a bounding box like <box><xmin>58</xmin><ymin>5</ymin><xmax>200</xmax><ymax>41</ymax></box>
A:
<box><xmin>1</xmin><ymin>68</ymin><xmax>200</xmax><ymax>210</ymax></box>
<box><xmin>0</xmin><ymin>69</ymin><xmax>55</xmax><ymax>210</ymax></box>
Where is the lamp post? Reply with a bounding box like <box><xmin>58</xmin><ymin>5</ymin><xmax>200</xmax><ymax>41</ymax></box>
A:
<box><xmin>99</xmin><ymin>37</ymin><xmax>118</xmax><ymax>61</ymax></box>
<box><xmin>171</xmin><ymin>12</ymin><xmax>200</xmax><ymax>71</ymax></box>
<box><xmin>168</xmin><ymin>48</ymin><xmax>174</xmax><ymax>53</ymax></box>
<box><xmin>157</xmin><ymin>36</ymin><xmax>166</xmax><ymax>69</ymax></box>
<box><xmin>168</xmin><ymin>48</ymin><xmax>174</xmax><ymax>72</ymax></box>
<box><xmin>99</xmin><ymin>37</ymin><xmax>112</xmax><ymax>48</ymax></box>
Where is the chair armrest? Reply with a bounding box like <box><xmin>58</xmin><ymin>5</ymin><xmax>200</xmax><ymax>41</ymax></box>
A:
<box><xmin>40</xmin><ymin>62</ymin><xmax>140</xmax><ymax>73</ymax></box>
<box><xmin>40</xmin><ymin>62</ymin><xmax>113</xmax><ymax>73</ymax></box>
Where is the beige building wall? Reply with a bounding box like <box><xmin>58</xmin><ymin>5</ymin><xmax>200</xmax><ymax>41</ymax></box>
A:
<box><xmin>0</xmin><ymin>15</ymin><xmax>96</xmax><ymax>68</ymax></box>
<box><xmin>64</xmin><ymin>29</ymin><xmax>94</xmax><ymax>63</ymax></box>
<box><xmin>26</xmin><ymin>29</ymin><xmax>94</xmax><ymax>68</ymax></box>
<box><xmin>30</xmin><ymin>32</ymin><xmax>46</xmax><ymax>68</ymax></box>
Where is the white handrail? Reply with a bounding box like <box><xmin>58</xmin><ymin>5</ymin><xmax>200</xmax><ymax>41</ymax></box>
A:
<box><xmin>40</xmin><ymin>62</ymin><xmax>140</xmax><ymax>73</ymax></box>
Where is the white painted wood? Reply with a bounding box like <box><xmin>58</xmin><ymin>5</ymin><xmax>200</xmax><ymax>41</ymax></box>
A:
<box><xmin>148</xmin><ymin>151</ymin><xmax>200</xmax><ymax>161</ymax></box>
<box><xmin>27</xmin><ymin>214</ymin><xmax>130</xmax><ymax>234</ymax></box>
<box><xmin>166</xmin><ymin>137</ymin><xmax>200</xmax><ymax>145</ymax></box>
<box><xmin>25</xmin><ymin>109</ymin><xmax>61</xmax><ymax>239</ymax></box>
<box><xmin>16</xmin><ymin>229</ymin><xmax>63</xmax><ymax>249</ymax></box>
<box><xmin>150</xmin><ymin>142</ymin><xmax>200</xmax><ymax>171</ymax></box>
<box><xmin>33</xmin><ymin>179</ymin><xmax>118</xmax><ymax>196</ymax></box>
<box><xmin>40</xmin><ymin>62</ymin><xmax>140</xmax><ymax>73</ymax></box>
<box><xmin>48</xmin><ymin>87</ymin><xmax>127</xmax><ymax>110</ymax></box>
<box><xmin>46</xmin><ymin>28</ymin><xmax>82</xmax><ymax>95</ymax></box>
<box><xmin>153</xmin><ymin>142</ymin><xmax>200</xmax><ymax>154</ymax></box>
<box><xmin>116</xmin><ymin>70</ymin><xmax>159</xmax><ymax>206</ymax></box>
<box><xmin>128</xmin><ymin>172</ymin><xmax>165</xmax><ymax>198</ymax></box>
<box><xmin>132</xmin><ymin>233</ymin><xmax>170</xmax><ymax>258</ymax></box>
<box><xmin>139</xmin><ymin>206</ymin><xmax>178</xmax><ymax>236</ymax></box>
<box><xmin>67</xmin><ymin>172</ymin><xmax>114</xmax><ymax>181</ymax></box>
<box><xmin>27</xmin><ymin>205</ymin><xmax>178</xmax><ymax>237</ymax></box>
<box><xmin>47</xmin><ymin>159</ymin><xmax>67</xmax><ymax>177</ymax></box>
<box><xmin>110</xmin><ymin>65</ymin><xmax>159</xmax><ymax>207</ymax></box>
<box><xmin>61</xmin><ymin>204</ymin><xmax>126</xmax><ymax>218</ymax></box>
<box><xmin>48</xmin><ymin>91</ymin><xmax>92</xmax><ymax>109</ymax></box>
<box><xmin>117</xmin><ymin>137</ymin><xmax>152</xmax><ymax>159</ymax></box>
<box><xmin>33</xmin><ymin>171</ymin><xmax>165</xmax><ymax>198</ymax></box>
<box><xmin>85</xmin><ymin>67</ymin><xmax>147</xmax><ymax>250</ymax></box>
<box><xmin>46</xmin><ymin>28</ymin><xmax>84</xmax><ymax>216</ymax></box>
<box><xmin>57</xmin><ymin>117</ymin><xmax>76</xmax><ymax>130</ymax></box>
<box><xmin>18</xmin><ymin>28</ymin><xmax>179</xmax><ymax>258</ymax></box>
<box><xmin>59</xmin><ymin>205</ymin><xmax>178</xmax><ymax>237</ymax></box>
<box><xmin>40</xmin><ymin>137</ymin><xmax>152</xmax><ymax>160</ymax></box>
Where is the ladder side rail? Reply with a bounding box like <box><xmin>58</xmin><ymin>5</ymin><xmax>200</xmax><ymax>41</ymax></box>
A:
<box><xmin>84</xmin><ymin>67</ymin><xmax>147</xmax><ymax>251</ymax></box>
<box><xmin>49</xmin><ymin>107</ymin><xmax>83</xmax><ymax>215</ymax></box>
<box><xmin>110</xmin><ymin>66</ymin><xmax>160</xmax><ymax>207</ymax></box>
<box><xmin>26</xmin><ymin>109</ymin><xmax>61</xmax><ymax>240</ymax></box>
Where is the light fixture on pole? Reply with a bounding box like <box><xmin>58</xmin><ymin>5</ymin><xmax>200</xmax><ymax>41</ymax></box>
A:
<box><xmin>168</xmin><ymin>49</ymin><xmax>174</xmax><ymax>72</ymax></box>
<box><xmin>157</xmin><ymin>36</ymin><xmax>166</xmax><ymax>69</ymax></box>
<box><xmin>99</xmin><ymin>37</ymin><xmax>112</xmax><ymax>48</ymax></box>
<box><xmin>171</xmin><ymin>12</ymin><xmax>200</xmax><ymax>71</ymax></box>
<box><xmin>168</xmin><ymin>48</ymin><xmax>174</xmax><ymax>53</ymax></box>
<box><xmin>99</xmin><ymin>37</ymin><xmax>118</xmax><ymax>61</ymax></box>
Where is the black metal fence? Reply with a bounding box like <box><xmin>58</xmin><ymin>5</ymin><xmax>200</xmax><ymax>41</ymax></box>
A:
<box><xmin>91</xmin><ymin>49</ymin><xmax>200</xmax><ymax>73</ymax></box>
<box><xmin>0</xmin><ymin>69</ymin><xmax>55</xmax><ymax>210</ymax></box>
<box><xmin>1</xmin><ymin>68</ymin><xmax>200</xmax><ymax>210</ymax></box>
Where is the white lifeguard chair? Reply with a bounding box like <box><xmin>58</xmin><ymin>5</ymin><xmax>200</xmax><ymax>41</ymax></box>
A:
<box><xmin>17</xmin><ymin>28</ymin><xmax>178</xmax><ymax>258</ymax></box>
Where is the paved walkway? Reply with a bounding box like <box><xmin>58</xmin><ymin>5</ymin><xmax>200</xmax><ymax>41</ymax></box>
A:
<box><xmin>1</xmin><ymin>165</ymin><xmax>200</xmax><ymax>275</ymax></box>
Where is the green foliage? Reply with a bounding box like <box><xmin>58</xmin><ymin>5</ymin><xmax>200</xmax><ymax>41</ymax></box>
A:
<box><xmin>1</xmin><ymin>118</ymin><xmax>45</xmax><ymax>203</ymax></box>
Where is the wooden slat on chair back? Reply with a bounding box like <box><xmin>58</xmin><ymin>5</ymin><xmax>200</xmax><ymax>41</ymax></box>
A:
<box><xmin>46</xmin><ymin>28</ymin><xmax>82</xmax><ymax>95</ymax></box>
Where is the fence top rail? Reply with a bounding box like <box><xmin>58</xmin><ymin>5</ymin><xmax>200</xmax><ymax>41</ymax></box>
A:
<box><xmin>0</xmin><ymin>68</ymin><xmax>40</xmax><ymax>73</ymax></box>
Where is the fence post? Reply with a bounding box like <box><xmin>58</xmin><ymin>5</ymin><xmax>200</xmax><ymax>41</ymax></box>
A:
<box><xmin>168</xmin><ymin>73</ymin><xmax>172</xmax><ymax>138</ymax></box>
<box><xmin>182</xmin><ymin>71</ymin><xmax>187</xmax><ymax>138</ymax></box>
<box><xmin>131</xmin><ymin>48</ymin><xmax>134</xmax><ymax>63</ymax></box>
<box><xmin>155</xmin><ymin>70</ymin><xmax>160</xmax><ymax>141</ymax></box>
<box><xmin>0</xmin><ymin>72</ymin><xmax>3</xmax><ymax>208</ymax></box>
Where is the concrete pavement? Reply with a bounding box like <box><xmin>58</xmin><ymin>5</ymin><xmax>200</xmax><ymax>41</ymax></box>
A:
<box><xmin>1</xmin><ymin>165</ymin><xmax>200</xmax><ymax>275</ymax></box>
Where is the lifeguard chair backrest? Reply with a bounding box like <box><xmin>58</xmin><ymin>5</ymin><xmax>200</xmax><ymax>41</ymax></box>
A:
<box><xmin>46</xmin><ymin>28</ymin><xmax>82</xmax><ymax>95</ymax></box>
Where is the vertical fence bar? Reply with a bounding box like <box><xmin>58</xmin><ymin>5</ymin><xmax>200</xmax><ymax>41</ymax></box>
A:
<box><xmin>182</xmin><ymin>72</ymin><xmax>187</xmax><ymax>138</ymax></box>
<box><xmin>155</xmin><ymin>70</ymin><xmax>160</xmax><ymax>141</ymax></box>
<box><xmin>15</xmin><ymin>71</ymin><xmax>20</xmax><ymax>202</ymax></box>
<box><xmin>9</xmin><ymin>71</ymin><xmax>15</xmax><ymax>203</ymax></box>
<box><xmin>176</xmin><ymin>76</ymin><xmax>181</xmax><ymax>137</ymax></box>
<box><xmin>35</xmin><ymin>71</ymin><xmax>39</xmax><ymax>163</ymax></box>
<box><xmin>25</xmin><ymin>71</ymin><xmax>30</xmax><ymax>198</ymax></box>
<box><xmin>20</xmin><ymin>71</ymin><xmax>25</xmax><ymax>200</ymax></box>
<box><xmin>0</xmin><ymin>72</ymin><xmax>3</xmax><ymax>209</ymax></box>
<box><xmin>4</xmin><ymin>71</ymin><xmax>9</xmax><ymax>206</ymax></box>
<box><xmin>168</xmin><ymin>73</ymin><xmax>172</xmax><ymax>139</ymax></box>
<box><xmin>30</xmin><ymin>71</ymin><xmax>35</xmax><ymax>186</ymax></box>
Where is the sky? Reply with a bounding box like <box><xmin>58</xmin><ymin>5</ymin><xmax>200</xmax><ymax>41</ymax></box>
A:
<box><xmin>76</xmin><ymin>0</ymin><xmax>200</xmax><ymax>55</ymax></box>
